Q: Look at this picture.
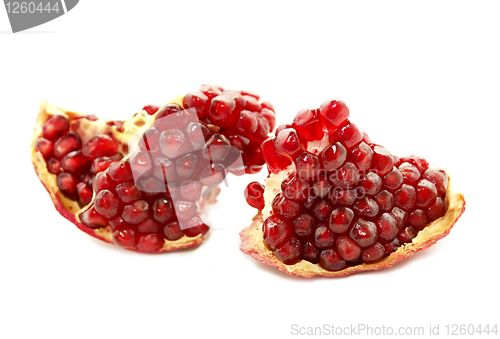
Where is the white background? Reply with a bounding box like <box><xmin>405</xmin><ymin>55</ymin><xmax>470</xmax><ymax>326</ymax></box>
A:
<box><xmin>1</xmin><ymin>1</ymin><xmax>499</xmax><ymax>338</ymax></box>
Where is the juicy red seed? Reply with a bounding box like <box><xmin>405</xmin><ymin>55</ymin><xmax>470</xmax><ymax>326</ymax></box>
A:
<box><xmin>292</xmin><ymin>212</ymin><xmax>316</xmax><ymax>237</ymax></box>
<box><xmin>263</xmin><ymin>214</ymin><xmax>292</xmax><ymax>250</ymax></box>
<box><xmin>139</xmin><ymin>127</ymin><xmax>160</xmax><ymax>153</ymax></box>
<box><xmin>112</xmin><ymin>228</ymin><xmax>137</xmax><ymax>248</ymax></box>
<box><xmin>281</xmin><ymin>174</ymin><xmax>309</xmax><ymax>201</ymax></box>
<box><xmin>391</xmin><ymin>207</ymin><xmax>408</xmax><ymax>229</ymax></box>
<box><xmin>80</xmin><ymin>206</ymin><xmax>108</xmax><ymax>228</ymax></box>
<box><xmin>361</xmin><ymin>242</ymin><xmax>385</xmax><ymax>262</ymax></box>
<box><xmin>295</xmin><ymin>152</ymin><xmax>320</xmax><ymax>180</ymax></box>
<box><xmin>159</xmin><ymin>129</ymin><xmax>187</xmax><ymax>158</ymax></box>
<box><xmin>427</xmin><ymin>197</ymin><xmax>446</xmax><ymax>220</ymax></box>
<box><xmin>108</xmin><ymin>161</ymin><xmax>133</xmax><ymax>182</ymax></box>
<box><xmin>80</xmin><ymin>173</ymin><xmax>93</xmax><ymax>187</ymax></box>
<box><xmin>353</xmin><ymin>197</ymin><xmax>379</xmax><ymax>218</ymax></box>
<box><xmin>61</xmin><ymin>150</ymin><xmax>91</xmax><ymax>174</ymax></box>
<box><xmin>237</xmin><ymin>110</ymin><xmax>258</xmax><ymax>134</ymax></box>
<box><xmin>335</xmin><ymin>122</ymin><xmax>363</xmax><ymax>149</ymax></box>
<box><xmin>397</xmin><ymin>226</ymin><xmax>417</xmax><ymax>244</ymax></box>
<box><xmin>137</xmin><ymin>218</ymin><xmax>160</xmax><ymax>233</ymax></box>
<box><xmin>399</xmin><ymin>162</ymin><xmax>421</xmax><ymax>186</ymax></box>
<box><xmin>93</xmin><ymin>172</ymin><xmax>113</xmax><ymax>192</ymax></box>
<box><xmin>77</xmin><ymin>182</ymin><xmax>93</xmax><ymax>206</ymax></box>
<box><xmin>184</xmin><ymin>215</ymin><xmax>210</xmax><ymax>237</ymax></box>
<box><xmin>311</xmin><ymin>173</ymin><xmax>332</xmax><ymax>198</ymax></box>
<box><xmin>42</xmin><ymin>114</ymin><xmax>69</xmax><ymax>140</ymax></box>
<box><xmin>82</xmin><ymin>135</ymin><xmax>118</xmax><ymax>160</ymax></box>
<box><xmin>180</xmin><ymin>180</ymin><xmax>204</xmax><ymax>201</ymax></box>
<box><xmin>228</xmin><ymin>134</ymin><xmax>249</xmax><ymax>150</ymax></box>
<box><xmin>199</xmin><ymin>163</ymin><xmax>226</xmax><ymax>187</ymax></box>
<box><xmin>183</xmin><ymin>91</ymin><xmax>209</xmax><ymax>118</ymax></box>
<box><xmin>153</xmin><ymin>157</ymin><xmax>176</xmax><ymax>182</ymax></box>
<box><xmin>261</xmin><ymin>138</ymin><xmax>292</xmax><ymax>174</ymax></box>
<box><xmin>205</xmin><ymin>134</ymin><xmax>231</xmax><ymax>163</ymax></box>
<box><xmin>250</xmin><ymin>115</ymin><xmax>271</xmax><ymax>141</ymax></box>
<box><xmin>122</xmin><ymin>200</ymin><xmax>149</xmax><ymax>224</ymax></box>
<box><xmin>314</xmin><ymin>224</ymin><xmax>336</xmax><ymax>248</ymax></box>
<box><xmin>394</xmin><ymin>184</ymin><xmax>417</xmax><ymax>211</ymax></box>
<box><xmin>416</xmin><ymin>179</ymin><xmax>438</xmax><ymax>208</ymax></box>
<box><xmin>319</xmin><ymin>248</ymin><xmax>346</xmax><ymax>271</ymax></box>
<box><xmin>359</xmin><ymin>172</ymin><xmax>382</xmax><ymax>196</ymax></box>
<box><xmin>362</xmin><ymin>130</ymin><xmax>372</xmax><ymax>144</ymax></box>
<box><xmin>320</xmin><ymin>142</ymin><xmax>347</xmax><ymax>172</ymax></box>
<box><xmin>423</xmin><ymin>168</ymin><xmax>448</xmax><ymax>195</ymax></box>
<box><xmin>142</xmin><ymin>105</ymin><xmax>161</xmax><ymax>115</ymax></box>
<box><xmin>371</xmin><ymin>146</ymin><xmax>394</xmax><ymax>176</ymax></box>
<box><xmin>274</xmin><ymin>237</ymin><xmax>302</xmax><ymax>265</ymax></box>
<box><xmin>408</xmin><ymin>209</ymin><xmax>428</xmax><ymax>230</ymax></box>
<box><xmin>349</xmin><ymin>219</ymin><xmax>378</xmax><ymax>247</ymax></box>
<box><xmin>153</xmin><ymin>198</ymin><xmax>174</xmax><ymax>224</ymax></box>
<box><xmin>312</xmin><ymin>199</ymin><xmax>333</xmax><ymax>221</ymax></box>
<box><xmin>261</xmin><ymin>101</ymin><xmax>275</xmax><ymax>112</ymax></box>
<box><xmin>272</xmin><ymin>193</ymin><xmax>302</xmax><ymax>219</ymax></box>
<box><xmin>275</xmin><ymin>124</ymin><xmax>292</xmax><ymax>137</ymax></box>
<box><xmin>384</xmin><ymin>238</ymin><xmax>401</xmax><ymax>255</ymax></box>
<box><xmin>53</xmin><ymin>132</ymin><xmax>82</xmax><ymax>159</ymax></box>
<box><xmin>94</xmin><ymin>190</ymin><xmax>119</xmax><ymax>218</ymax></box>
<box><xmin>115</xmin><ymin>181</ymin><xmax>142</xmax><ymax>203</ymax></box>
<box><xmin>163</xmin><ymin>221</ymin><xmax>184</xmax><ymax>241</ymax></box>
<box><xmin>382</xmin><ymin>167</ymin><xmax>404</xmax><ymax>191</ymax></box>
<box><xmin>349</xmin><ymin>142</ymin><xmax>373</xmax><ymax>170</ymax></box>
<box><xmin>375</xmin><ymin>213</ymin><xmax>398</xmax><ymax>241</ymax></box>
<box><xmin>129</xmin><ymin>150</ymin><xmax>153</xmax><ymax>180</ymax></box>
<box><xmin>330</xmin><ymin>162</ymin><xmax>360</xmax><ymax>189</ymax></box>
<box><xmin>244</xmin><ymin>181</ymin><xmax>265</xmax><ymax>210</ymax></box>
<box><xmin>274</xmin><ymin>128</ymin><xmax>303</xmax><ymax>159</ymax></box>
<box><xmin>35</xmin><ymin>137</ymin><xmax>54</xmax><ymax>159</ymax></box>
<box><xmin>57</xmin><ymin>172</ymin><xmax>78</xmax><ymax>199</ymax></box>
<box><xmin>208</xmin><ymin>95</ymin><xmax>237</xmax><ymax>127</ymax></box>
<box><xmin>318</xmin><ymin>99</ymin><xmax>349</xmax><ymax>133</ymax></box>
<box><xmin>336</xmin><ymin>235</ymin><xmax>362</xmax><ymax>261</ymax></box>
<box><xmin>261</xmin><ymin>108</ymin><xmax>277</xmax><ymax>132</ymax></box>
<box><xmin>174</xmin><ymin>201</ymin><xmax>197</xmax><ymax>220</ymax></box>
<box><xmin>199</xmin><ymin>84</ymin><xmax>223</xmax><ymax>99</ymax></box>
<box><xmin>374</xmin><ymin>190</ymin><xmax>394</xmax><ymax>211</ymax></box>
<box><xmin>91</xmin><ymin>154</ymin><xmax>123</xmax><ymax>175</ymax></box>
<box><xmin>399</xmin><ymin>155</ymin><xmax>429</xmax><ymax>173</ymax></box>
<box><xmin>292</xmin><ymin>108</ymin><xmax>323</xmax><ymax>142</ymax></box>
<box><xmin>175</xmin><ymin>153</ymin><xmax>198</xmax><ymax>179</ymax></box>
<box><xmin>108</xmin><ymin>217</ymin><xmax>127</xmax><ymax>231</ymax></box>
<box><xmin>137</xmin><ymin>233</ymin><xmax>164</xmax><ymax>252</ymax></box>
<box><xmin>303</xmin><ymin>196</ymin><xmax>316</xmax><ymax>211</ymax></box>
<box><xmin>303</xmin><ymin>241</ymin><xmax>319</xmax><ymax>264</ymax></box>
<box><xmin>329</xmin><ymin>207</ymin><xmax>354</xmax><ymax>234</ymax></box>
<box><xmin>47</xmin><ymin>158</ymin><xmax>62</xmax><ymax>174</ymax></box>
<box><xmin>240</xmin><ymin>89</ymin><xmax>260</xmax><ymax>100</ymax></box>
<box><xmin>332</xmin><ymin>188</ymin><xmax>357</xmax><ymax>206</ymax></box>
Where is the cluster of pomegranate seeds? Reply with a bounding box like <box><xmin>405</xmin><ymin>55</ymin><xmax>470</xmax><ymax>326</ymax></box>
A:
<box><xmin>255</xmin><ymin>99</ymin><xmax>448</xmax><ymax>271</ymax></box>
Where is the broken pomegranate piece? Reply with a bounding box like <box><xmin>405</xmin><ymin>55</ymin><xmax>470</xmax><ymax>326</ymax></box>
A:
<box><xmin>241</xmin><ymin>98</ymin><xmax>465</xmax><ymax>277</ymax></box>
<box><xmin>32</xmin><ymin>85</ymin><xmax>275</xmax><ymax>253</ymax></box>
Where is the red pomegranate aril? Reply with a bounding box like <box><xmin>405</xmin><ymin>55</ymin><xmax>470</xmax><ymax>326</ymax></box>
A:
<box><xmin>261</xmin><ymin>101</ymin><xmax>275</xmax><ymax>112</ymax></box>
<box><xmin>320</xmin><ymin>142</ymin><xmax>347</xmax><ymax>172</ymax></box>
<box><xmin>336</xmin><ymin>235</ymin><xmax>362</xmax><ymax>261</ymax></box>
<box><xmin>349</xmin><ymin>219</ymin><xmax>378</xmax><ymax>247</ymax></box>
<box><xmin>427</xmin><ymin>197</ymin><xmax>446</xmax><ymax>220</ymax></box>
<box><xmin>199</xmin><ymin>84</ymin><xmax>222</xmax><ymax>99</ymax></box>
<box><xmin>397</xmin><ymin>226</ymin><xmax>417</xmax><ymax>244</ymax></box>
<box><xmin>335</xmin><ymin>122</ymin><xmax>363</xmax><ymax>150</ymax></box>
<box><xmin>408</xmin><ymin>209</ymin><xmax>428</xmax><ymax>230</ymax></box>
<box><xmin>329</xmin><ymin>207</ymin><xmax>354</xmax><ymax>234</ymax></box>
<box><xmin>423</xmin><ymin>168</ymin><xmax>448</xmax><ymax>195</ymax></box>
<box><xmin>311</xmin><ymin>173</ymin><xmax>332</xmax><ymax>198</ymax></box>
<box><xmin>152</xmin><ymin>198</ymin><xmax>174</xmax><ymax>224</ymax></box>
<box><xmin>361</xmin><ymin>242</ymin><xmax>385</xmax><ymax>262</ymax></box>
<box><xmin>263</xmin><ymin>214</ymin><xmax>292</xmax><ymax>250</ymax></box>
<box><xmin>374</xmin><ymin>190</ymin><xmax>394</xmax><ymax>212</ymax></box>
<box><xmin>372</xmin><ymin>146</ymin><xmax>394</xmax><ymax>176</ymax></box>
<box><xmin>94</xmin><ymin>190</ymin><xmax>119</xmax><ymax>218</ymax></box>
<box><xmin>34</xmin><ymin>137</ymin><xmax>54</xmax><ymax>159</ymax></box>
<box><xmin>205</xmin><ymin>134</ymin><xmax>231</xmax><ymax>163</ymax></box>
<box><xmin>399</xmin><ymin>155</ymin><xmax>429</xmax><ymax>174</ymax></box>
<box><xmin>244</xmin><ymin>181</ymin><xmax>265</xmax><ymax>210</ymax></box>
<box><xmin>314</xmin><ymin>224</ymin><xmax>336</xmax><ymax>248</ymax></box>
<box><xmin>122</xmin><ymin>200</ymin><xmax>149</xmax><ymax>224</ymax></box>
<box><xmin>137</xmin><ymin>233</ymin><xmax>164</xmax><ymax>252</ymax></box>
<box><xmin>163</xmin><ymin>221</ymin><xmax>184</xmax><ymax>241</ymax></box>
<box><xmin>90</xmin><ymin>154</ymin><xmax>123</xmax><ymax>175</ymax></box>
<box><xmin>183</xmin><ymin>214</ymin><xmax>210</xmax><ymax>237</ymax></box>
<box><xmin>303</xmin><ymin>241</ymin><xmax>319</xmax><ymax>264</ymax></box>
<box><xmin>272</xmin><ymin>193</ymin><xmax>302</xmax><ymax>219</ymax></box>
<box><xmin>108</xmin><ymin>161</ymin><xmax>133</xmax><ymax>182</ymax></box>
<box><xmin>80</xmin><ymin>206</ymin><xmax>108</xmax><ymax>228</ymax></box>
<box><xmin>319</xmin><ymin>248</ymin><xmax>346</xmax><ymax>271</ymax></box>
<box><xmin>42</xmin><ymin>114</ymin><xmax>69</xmax><ymax>140</ymax></box>
<box><xmin>261</xmin><ymin>108</ymin><xmax>276</xmax><ymax>132</ymax></box>
<box><xmin>129</xmin><ymin>150</ymin><xmax>153</xmax><ymax>179</ymax></box>
<box><xmin>295</xmin><ymin>152</ymin><xmax>320</xmax><ymax>180</ymax></box>
<box><xmin>274</xmin><ymin>128</ymin><xmax>303</xmax><ymax>159</ymax></box>
<box><xmin>139</xmin><ymin>127</ymin><xmax>160</xmax><ymax>153</ymax></box>
<box><xmin>142</xmin><ymin>105</ymin><xmax>161</xmax><ymax>115</ymax></box>
<box><xmin>174</xmin><ymin>200</ymin><xmax>197</xmax><ymax>220</ymax></box>
<box><xmin>159</xmin><ymin>129</ymin><xmax>187</xmax><ymax>159</ymax></box>
<box><xmin>46</xmin><ymin>158</ymin><xmax>62</xmax><ymax>174</ymax></box>
<box><xmin>61</xmin><ymin>150</ymin><xmax>91</xmax><ymax>175</ymax></box>
<box><xmin>353</xmin><ymin>197</ymin><xmax>380</xmax><ymax>218</ymax></box>
<box><xmin>416</xmin><ymin>179</ymin><xmax>438</xmax><ymax>208</ymax></box>
<box><xmin>261</xmin><ymin>138</ymin><xmax>292</xmax><ymax>173</ymax></box>
<box><xmin>394</xmin><ymin>184</ymin><xmax>417</xmax><ymax>211</ymax></box>
<box><xmin>137</xmin><ymin>218</ymin><xmax>160</xmax><ymax>233</ymax></box>
<box><xmin>53</xmin><ymin>132</ymin><xmax>82</xmax><ymax>159</ymax></box>
<box><xmin>275</xmin><ymin>124</ymin><xmax>291</xmax><ymax>137</ymax></box>
<box><xmin>115</xmin><ymin>181</ymin><xmax>142</xmax><ymax>203</ymax></box>
<box><xmin>391</xmin><ymin>207</ymin><xmax>408</xmax><ymax>229</ymax></box>
<box><xmin>175</xmin><ymin>153</ymin><xmax>199</xmax><ymax>179</ymax></box>
<box><xmin>82</xmin><ymin>134</ymin><xmax>118</xmax><ymax>161</ymax></box>
<box><xmin>77</xmin><ymin>182</ymin><xmax>93</xmax><ymax>206</ymax></box>
<box><xmin>183</xmin><ymin>91</ymin><xmax>209</xmax><ymax>118</ymax></box>
<box><xmin>349</xmin><ymin>142</ymin><xmax>373</xmax><ymax>170</ymax></box>
<box><xmin>292</xmin><ymin>212</ymin><xmax>316</xmax><ymax>237</ymax></box>
<box><xmin>112</xmin><ymin>228</ymin><xmax>137</xmax><ymax>248</ymax></box>
<box><xmin>384</xmin><ymin>238</ymin><xmax>401</xmax><ymax>255</ymax></box>
<box><xmin>180</xmin><ymin>180</ymin><xmax>204</xmax><ymax>201</ymax></box>
<box><xmin>330</xmin><ymin>162</ymin><xmax>360</xmax><ymax>189</ymax></box>
<box><xmin>274</xmin><ymin>237</ymin><xmax>302</xmax><ymax>265</ymax></box>
<box><xmin>154</xmin><ymin>103</ymin><xmax>185</xmax><ymax>130</ymax></box>
<box><xmin>153</xmin><ymin>157</ymin><xmax>176</xmax><ymax>182</ymax></box>
<box><xmin>292</xmin><ymin>108</ymin><xmax>323</xmax><ymax>141</ymax></box>
<box><xmin>242</xmin><ymin>146</ymin><xmax>265</xmax><ymax>175</ymax></box>
<box><xmin>399</xmin><ymin>162</ymin><xmax>421</xmax><ymax>186</ymax></box>
<box><xmin>318</xmin><ymin>99</ymin><xmax>349</xmax><ymax>133</ymax></box>
<box><xmin>332</xmin><ymin>188</ymin><xmax>357</xmax><ymax>206</ymax></box>
<box><xmin>359</xmin><ymin>172</ymin><xmax>382</xmax><ymax>196</ymax></box>
<box><xmin>80</xmin><ymin>173</ymin><xmax>93</xmax><ymax>187</ymax></box>
<box><xmin>108</xmin><ymin>217</ymin><xmax>128</xmax><ymax>231</ymax></box>
<box><xmin>312</xmin><ymin>199</ymin><xmax>333</xmax><ymax>221</ymax></box>
<box><xmin>375</xmin><ymin>213</ymin><xmax>398</xmax><ymax>241</ymax></box>
<box><xmin>302</xmin><ymin>195</ymin><xmax>317</xmax><ymax>210</ymax></box>
<box><xmin>242</xmin><ymin>95</ymin><xmax>261</xmax><ymax>112</ymax></box>
<box><xmin>382</xmin><ymin>167</ymin><xmax>404</xmax><ymax>192</ymax></box>
<box><xmin>208</xmin><ymin>95</ymin><xmax>237</xmax><ymax>127</ymax></box>
<box><xmin>199</xmin><ymin>163</ymin><xmax>226</xmax><ymax>187</ymax></box>
<box><xmin>237</xmin><ymin>110</ymin><xmax>258</xmax><ymax>134</ymax></box>
<box><xmin>250</xmin><ymin>115</ymin><xmax>271</xmax><ymax>141</ymax></box>
<box><xmin>93</xmin><ymin>172</ymin><xmax>114</xmax><ymax>192</ymax></box>
<box><xmin>57</xmin><ymin>172</ymin><xmax>78</xmax><ymax>199</ymax></box>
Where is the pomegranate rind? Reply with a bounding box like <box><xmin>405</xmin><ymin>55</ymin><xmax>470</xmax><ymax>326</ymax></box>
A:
<box><xmin>31</xmin><ymin>99</ymin><xmax>208</xmax><ymax>253</ymax></box>
<box><xmin>240</xmin><ymin>171</ymin><xmax>465</xmax><ymax>278</ymax></box>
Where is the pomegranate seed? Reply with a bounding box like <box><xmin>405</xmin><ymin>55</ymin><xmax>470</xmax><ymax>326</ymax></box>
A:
<box><xmin>335</xmin><ymin>122</ymin><xmax>363</xmax><ymax>150</ymax></box>
<box><xmin>375</xmin><ymin>213</ymin><xmax>398</xmax><ymax>241</ymax></box>
<box><xmin>272</xmin><ymin>193</ymin><xmax>302</xmax><ymax>219</ymax></box>
<box><xmin>129</xmin><ymin>151</ymin><xmax>153</xmax><ymax>180</ymax></box>
<box><xmin>159</xmin><ymin>129</ymin><xmax>188</xmax><ymax>158</ymax></box>
<box><xmin>76</xmin><ymin>182</ymin><xmax>93</xmax><ymax>206</ymax></box>
<box><xmin>208</xmin><ymin>95</ymin><xmax>237</xmax><ymax>127</ymax></box>
<box><xmin>175</xmin><ymin>153</ymin><xmax>199</xmax><ymax>179</ymax></box>
<box><xmin>399</xmin><ymin>162</ymin><xmax>421</xmax><ymax>186</ymax></box>
<box><xmin>399</xmin><ymin>155</ymin><xmax>429</xmax><ymax>173</ymax></box>
<box><xmin>349</xmin><ymin>142</ymin><xmax>373</xmax><ymax>170</ymax></box>
<box><xmin>244</xmin><ymin>181</ymin><xmax>265</xmax><ymax>210</ymax></box>
<box><xmin>261</xmin><ymin>138</ymin><xmax>292</xmax><ymax>173</ymax></box>
<box><xmin>312</xmin><ymin>199</ymin><xmax>332</xmax><ymax>220</ymax></box>
<box><xmin>80</xmin><ymin>173</ymin><xmax>93</xmax><ymax>187</ymax></box>
<box><xmin>139</xmin><ymin>127</ymin><xmax>160</xmax><ymax>153</ymax></box>
<box><xmin>295</xmin><ymin>152</ymin><xmax>320</xmax><ymax>180</ymax></box>
<box><xmin>53</xmin><ymin>132</ymin><xmax>82</xmax><ymax>159</ymax></box>
<box><xmin>314</xmin><ymin>224</ymin><xmax>336</xmax><ymax>248</ymax></box>
<box><xmin>311</xmin><ymin>173</ymin><xmax>332</xmax><ymax>198</ymax></box>
<box><xmin>94</xmin><ymin>190</ymin><xmax>119</xmax><ymax>218</ymax></box>
<box><xmin>371</xmin><ymin>146</ymin><xmax>394</xmax><ymax>176</ymax></box>
<box><xmin>35</xmin><ymin>137</ymin><xmax>54</xmax><ymax>159</ymax></box>
<box><xmin>394</xmin><ymin>184</ymin><xmax>417</xmax><ymax>211</ymax></box>
<box><xmin>61</xmin><ymin>150</ymin><xmax>91</xmax><ymax>175</ymax></box>
<box><xmin>263</xmin><ymin>214</ymin><xmax>292</xmax><ymax>250</ymax></box>
<box><xmin>261</xmin><ymin>108</ymin><xmax>276</xmax><ymax>132</ymax></box>
<box><xmin>349</xmin><ymin>219</ymin><xmax>377</xmax><ymax>247</ymax></box>
<box><xmin>281</xmin><ymin>174</ymin><xmax>309</xmax><ymax>201</ymax></box>
<box><xmin>427</xmin><ymin>197</ymin><xmax>446</xmax><ymax>220</ymax></box>
<box><xmin>318</xmin><ymin>99</ymin><xmax>349</xmax><ymax>133</ymax></box>
<box><xmin>115</xmin><ymin>181</ymin><xmax>142</xmax><ymax>203</ymax></box>
<box><xmin>57</xmin><ymin>172</ymin><xmax>78</xmax><ymax>199</ymax></box>
<box><xmin>152</xmin><ymin>198</ymin><xmax>174</xmax><ymax>224</ymax></box>
<box><xmin>228</xmin><ymin>134</ymin><xmax>249</xmax><ymax>150</ymax></box>
<box><xmin>423</xmin><ymin>168</ymin><xmax>448</xmax><ymax>195</ymax></box>
<box><xmin>199</xmin><ymin>163</ymin><xmax>226</xmax><ymax>187</ymax></box>
<box><xmin>353</xmin><ymin>197</ymin><xmax>380</xmax><ymax>218</ymax></box>
<box><xmin>292</xmin><ymin>108</ymin><xmax>323</xmax><ymax>141</ymax></box>
<box><xmin>275</xmin><ymin>124</ymin><xmax>291</xmax><ymax>137</ymax></box>
<box><xmin>274</xmin><ymin>128</ymin><xmax>303</xmax><ymax>159</ymax></box>
<box><xmin>274</xmin><ymin>237</ymin><xmax>302</xmax><ymax>265</ymax></box>
<box><xmin>292</xmin><ymin>212</ymin><xmax>316</xmax><ymax>237</ymax></box>
<box><xmin>154</xmin><ymin>104</ymin><xmax>185</xmax><ymax>131</ymax></box>
<box><xmin>303</xmin><ymin>241</ymin><xmax>319</xmax><ymax>264</ymax></box>
<box><xmin>108</xmin><ymin>217</ymin><xmax>128</xmax><ymax>231</ymax></box>
<box><xmin>330</xmin><ymin>162</ymin><xmax>360</xmax><ymax>189</ymax></box>
<box><xmin>205</xmin><ymin>134</ymin><xmax>231</xmax><ymax>163</ymax></box>
<box><xmin>153</xmin><ymin>157</ymin><xmax>177</xmax><ymax>182</ymax></box>
<box><xmin>163</xmin><ymin>221</ymin><xmax>184</xmax><ymax>240</ymax></box>
<box><xmin>80</xmin><ymin>206</ymin><xmax>108</xmax><ymax>228</ymax></box>
<box><xmin>361</xmin><ymin>242</ymin><xmax>385</xmax><ymax>261</ymax></box>
<box><xmin>374</xmin><ymin>190</ymin><xmax>394</xmax><ymax>211</ymax></box>
<box><xmin>174</xmin><ymin>200</ymin><xmax>197</xmax><ymax>220</ymax></box>
<box><xmin>112</xmin><ymin>228</ymin><xmax>137</xmax><ymax>248</ymax></box>
<box><xmin>251</xmin><ymin>115</ymin><xmax>271</xmax><ymax>141</ymax></box>
<box><xmin>199</xmin><ymin>84</ymin><xmax>222</xmax><ymax>99</ymax></box>
<box><xmin>319</xmin><ymin>248</ymin><xmax>346</xmax><ymax>271</ymax></box>
<box><xmin>184</xmin><ymin>214</ymin><xmax>210</xmax><ymax>237</ymax></box>
<box><xmin>320</xmin><ymin>141</ymin><xmax>347</xmax><ymax>172</ymax></box>
<box><xmin>261</xmin><ymin>101</ymin><xmax>275</xmax><ymax>112</ymax></box>
<box><xmin>137</xmin><ymin>218</ymin><xmax>160</xmax><ymax>233</ymax></box>
<box><xmin>397</xmin><ymin>226</ymin><xmax>417</xmax><ymax>244</ymax></box>
<box><xmin>142</xmin><ymin>105</ymin><xmax>161</xmax><ymax>115</ymax></box>
<box><xmin>82</xmin><ymin>134</ymin><xmax>118</xmax><ymax>160</ymax></box>
<box><xmin>384</xmin><ymin>238</ymin><xmax>401</xmax><ymax>255</ymax></box>
<box><xmin>408</xmin><ymin>209</ymin><xmax>427</xmax><ymax>230</ymax></box>
<box><xmin>359</xmin><ymin>172</ymin><xmax>382</xmax><ymax>196</ymax></box>
<box><xmin>108</xmin><ymin>161</ymin><xmax>133</xmax><ymax>182</ymax></box>
<box><xmin>336</xmin><ymin>235</ymin><xmax>362</xmax><ymax>261</ymax></box>
<box><xmin>382</xmin><ymin>167</ymin><xmax>404</xmax><ymax>191</ymax></box>
<box><xmin>93</xmin><ymin>172</ymin><xmax>114</xmax><ymax>192</ymax></box>
<box><xmin>416</xmin><ymin>179</ymin><xmax>438</xmax><ymax>208</ymax></box>
<box><xmin>122</xmin><ymin>200</ymin><xmax>149</xmax><ymax>224</ymax></box>
<box><xmin>302</xmin><ymin>195</ymin><xmax>317</xmax><ymax>210</ymax></box>
<box><xmin>331</xmin><ymin>188</ymin><xmax>357</xmax><ymax>206</ymax></box>
<box><xmin>90</xmin><ymin>154</ymin><xmax>123</xmax><ymax>175</ymax></box>
<box><xmin>186</xmin><ymin>122</ymin><xmax>206</xmax><ymax>149</ymax></box>
<box><xmin>391</xmin><ymin>207</ymin><xmax>408</xmax><ymax>229</ymax></box>
<box><xmin>180</xmin><ymin>180</ymin><xmax>203</xmax><ymax>201</ymax></box>
<box><xmin>42</xmin><ymin>114</ymin><xmax>69</xmax><ymax>140</ymax></box>
<box><xmin>46</xmin><ymin>158</ymin><xmax>62</xmax><ymax>174</ymax></box>
<box><xmin>137</xmin><ymin>233</ymin><xmax>164</xmax><ymax>252</ymax></box>
<box><xmin>183</xmin><ymin>91</ymin><xmax>209</xmax><ymax>118</ymax></box>
<box><xmin>237</xmin><ymin>110</ymin><xmax>258</xmax><ymax>134</ymax></box>
<box><xmin>329</xmin><ymin>207</ymin><xmax>354</xmax><ymax>234</ymax></box>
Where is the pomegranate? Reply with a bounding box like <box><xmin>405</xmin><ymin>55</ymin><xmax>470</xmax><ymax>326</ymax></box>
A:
<box><xmin>32</xmin><ymin>85</ymin><xmax>275</xmax><ymax>253</ymax></box>
<box><xmin>240</xmin><ymin>99</ymin><xmax>465</xmax><ymax>277</ymax></box>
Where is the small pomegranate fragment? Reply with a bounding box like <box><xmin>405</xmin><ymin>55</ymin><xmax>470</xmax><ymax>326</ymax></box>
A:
<box><xmin>244</xmin><ymin>181</ymin><xmax>265</xmax><ymax>210</ymax></box>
